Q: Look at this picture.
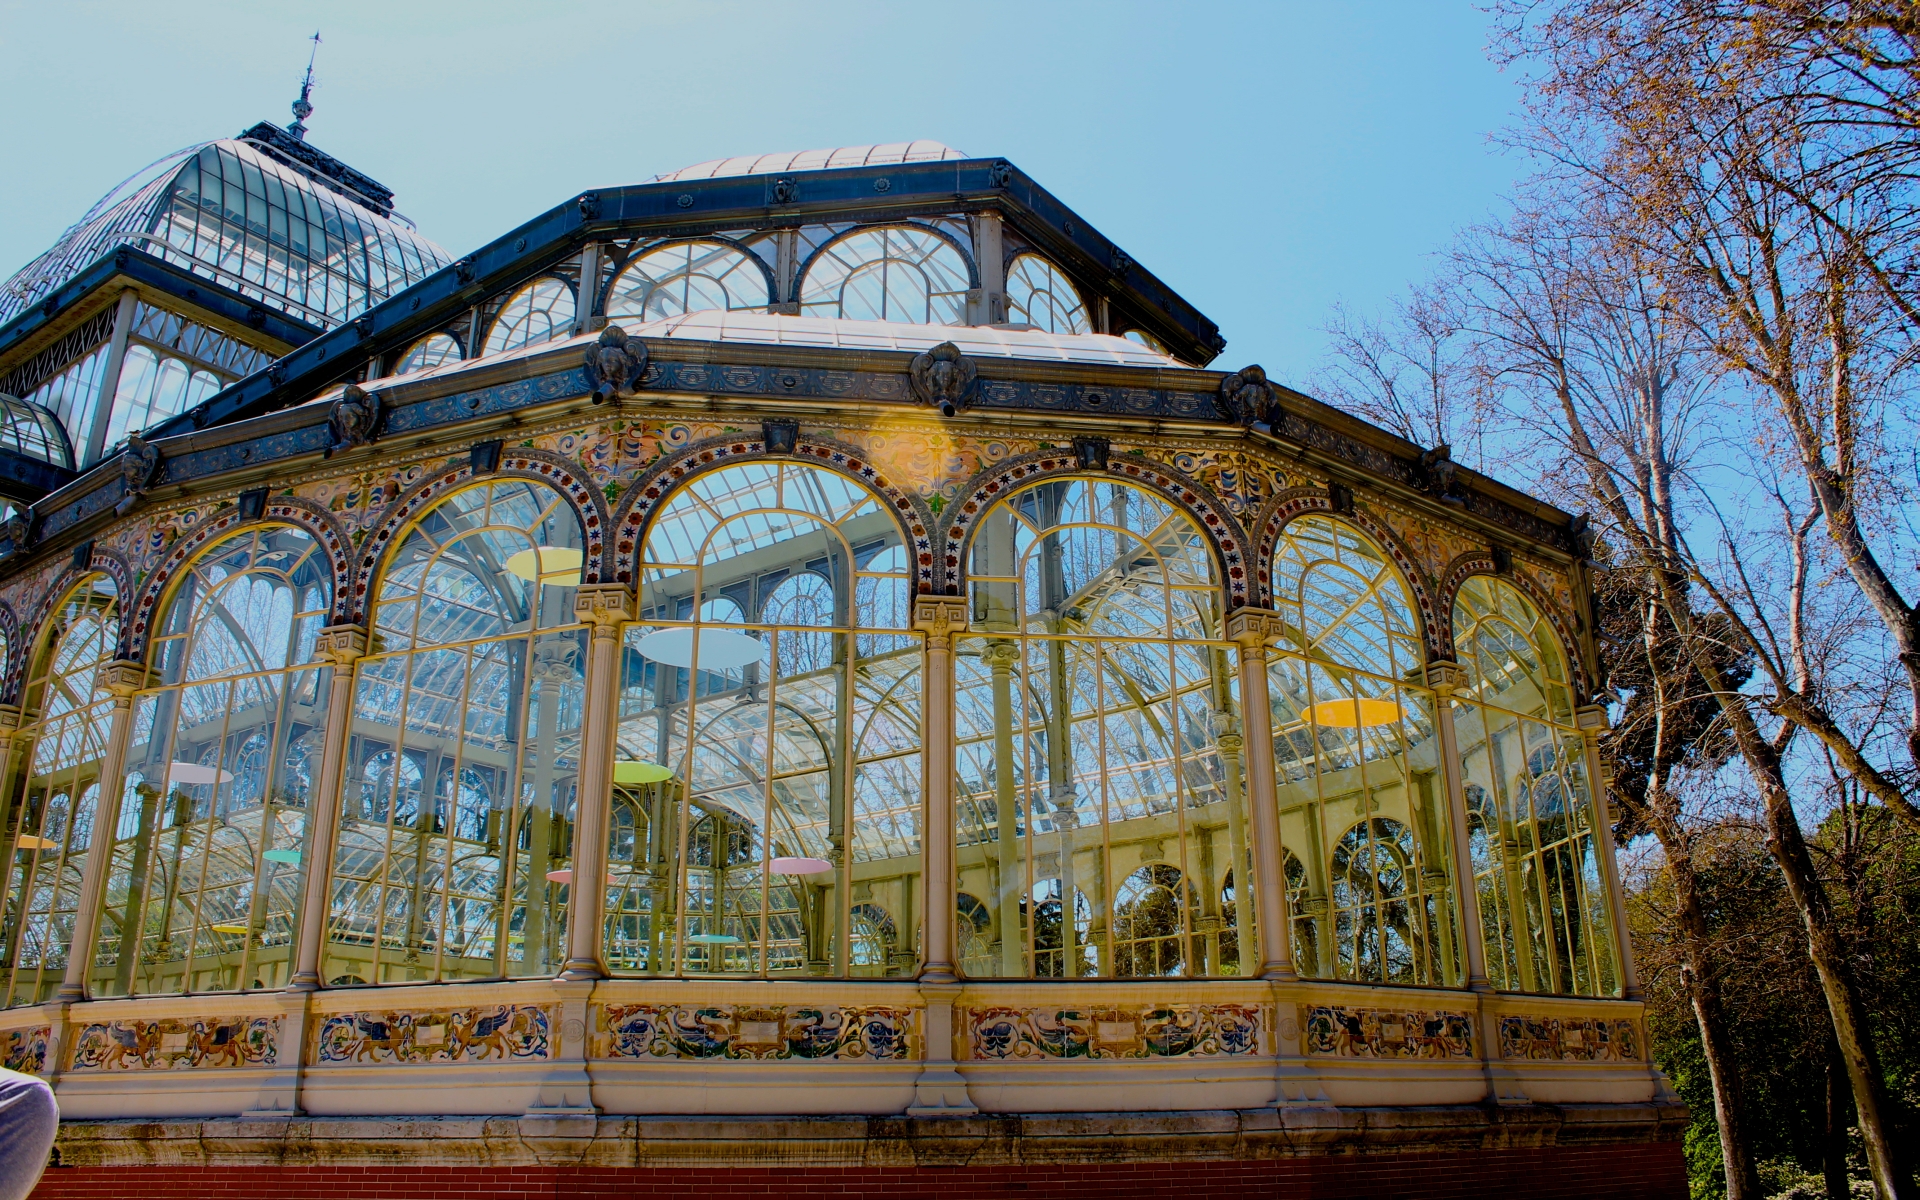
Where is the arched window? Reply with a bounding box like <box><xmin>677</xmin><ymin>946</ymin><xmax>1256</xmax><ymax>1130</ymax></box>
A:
<box><xmin>104</xmin><ymin>343</ymin><xmax>223</xmax><ymax>446</ymax></box>
<box><xmin>799</xmin><ymin>226</ymin><xmax>970</xmax><ymax>325</ymax></box>
<box><xmin>956</xmin><ymin>891</ymin><xmax>993</xmax><ymax>977</ymax></box>
<box><xmin>1</xmin><ymin>576</ymin><xmax>117</xmax><ymax>1007</ymax></box>
<box><xmin>324</xmin><ymin>480</ymin><xmax>587</xmax><ymax>985</ymax></box>
<box><xmin>1451</xmin><ymin>576</ymin><xmax>1616</xmax><ymax>996</ymax></box>
<box><xmin>610</xmin><ymin>462</ymin><xmax>919</xmax><ymax>978</ymax></box>
<box><xmin>484</xmin><ymin>277</ymin><xmax>575</xmax><ymax>357</ymax></box>
<box><xmin>1112</xmin><ymin>863</ymin><xmax>1199</xmax><ymax>977</ymax></box>
<box><xmin>1004</xmin><ymin>254</ymin><xmax>1089</xmax><ymax>334</ymax></box>
<box><xmin>1267</xmin><ymin>516</ymin><xmax>1459</xmax><ymax>985</ymax></box>
<box><xmin>955</xmin><ymin>477</ymin><xmax>1245</xmax><ymax>979</ymax></box>
<box><xmin>90</xmin><ymin>526</ymin><xmax>332</xmax><ymax>998</ymax></box>
<box><xmin>605</xmin><ymin>240</ymin><xmax>773</xmax><ymax>321</ymax></box>
<box><xmin>393</xmin><ymin>333</ymin><xmax>463</xmax><ymax>377</ymax></box>
<box><xmin>1122</xmin><ymin>329</ymin><xmax>1171</xmax><ymax>355</ymax></box>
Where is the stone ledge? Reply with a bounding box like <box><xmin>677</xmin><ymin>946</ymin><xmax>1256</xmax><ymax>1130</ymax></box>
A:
<box><xmin>52</xmin><ymin>1103</ymin><xmax>1688</xmax><ymax>1170</ymax></box>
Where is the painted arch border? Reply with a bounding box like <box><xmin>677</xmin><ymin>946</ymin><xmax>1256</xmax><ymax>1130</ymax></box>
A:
<box><xmin>126</xmin><ymin>497</ymin><xmax>352</xmax><ymax>662</ymax></box>
<box><xmin>940</xmin><ymin>450</ymin><xmax>1252</xmax><ymax>609</ymax></box>
<box><xmin>6</xmin><ymin>547</ymin><xmax>136</xmax><ymax>706</ymax></box>
<box><xmin>610</xmin><ymin>434</ymin><xmax>936</xmax><ymax>592</ymax></box>
<box><xmin>1438</xmin><ymin>551</ymin><xmax>1591</xmax><ymax>701</ymax></box>
<box><xmin>1254</xmin><ymin>489</ymin><xmax>1442</xmax><ymax>663</ymax></box>
<box><xmin>351</xmin><ymin>449</ymin><xmax>608</xmax><ymax>623</ymax></box>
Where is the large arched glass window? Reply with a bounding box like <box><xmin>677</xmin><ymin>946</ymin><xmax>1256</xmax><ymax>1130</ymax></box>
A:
<box><xmin>393</xmin><ymin>333</ymin><xmax>463</xmax><ymax>377</ymax></box>
<box><xmin>1267</xmin><ymin>516</ymin><xmax>1460</xmax><ymax>986</ymax></box>
<box><xmin>1</xmin><ymin>576</ymin><xmax>117</xmax><ymax>1007</ymax></box>
<box><xmin>956</xmin><ymin>478</ymin><xmax>1245</xmax><ymax>978</ymax></box>
<box><xmin>91</xmin><ymin>526</ymin><xmax>332</xmax><ymax>997</ymax></box>
<box><xmin>608</xmin><ymin>462</ymin><xmax>920</xmax><ymax>978</ymax></box>
<box><xmin>484</xmin><ymin>278</ymin><xmax>575</xmax><ymax>357</ymax></box>
<box><xmin>1004</xmin><ymin>254</ymin><xmax>1089</xmax><ymax>334</ymax></box>
<box><xmin>103</xmin><ymin>343</ymin><xmax>224</xmax><ymax>447</ymax></box>
<box><xmin>799</xmin><ymin>226</ymin><xmax>970</xmax><ymax>325</ymax></box>
<box><xmin>323</xmin><ymin>480</ymin><xmax>587</xmax><ymax>985</ymax></box>
<box><xmin>1451</xmin><ymin>575</ymin><xmax>1617</xmax><ymax>996</ymax></box>
<box><xmin>605</xmin><ymin>240</ymin><xmax>772</xmax><ymax>321</ymax></box>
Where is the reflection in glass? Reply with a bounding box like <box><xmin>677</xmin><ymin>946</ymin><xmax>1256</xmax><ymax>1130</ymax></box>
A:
<box><xmin>957</xmin><ymin>478</ymin><xmax>1245</xmax><ymax>978</ymax></box>
<box><xmin>608</xmin><ymin>462</ymin><xmax>922</xmax><ymax>978</ymax></box>
<box><xmin>92</xmin><ymin>527</ymin><xmax>331</xmax><ymax>996</ymax></box>
<box><xmin>485</xmin><ymin>278</ymin><xmax>576</xmax><ymax>357</ymax></box>
<box><xmin>1004</xmin><ymin>255</ymin><xmax>1089</xmax><ymax>335</ymax></box>
<box><xmin>1</xmin><ymin>576</ymin><xmax>117</xmax><ymax>1007</ymax></box>
<box><xmin>799</xmin><ymin>226</ymin><xmax>969</xmax><ymax>325</ymax></box>
<box><xmin>393</xmin><ymin>333</ymin><xmax>464</xmax><ymax>377</ymax></box>
<box><xmin>606</xmin><ymin>241</ymin><xmax>772</xmax><ymax>321</ymax></box>
<box><xmin>1267</xmin><ymin>516</ymin><xmax>1461</xmax><ymax>986</ymax></box>
<box><xmin>322</xmin><ymin>480</ymin><xmax>586</xmax><ymax>984</ymax></box>
<box><xmin>1452</xmin><ymin>575</ymin><xmax>1617</xmax><ymax>996</ymax></box>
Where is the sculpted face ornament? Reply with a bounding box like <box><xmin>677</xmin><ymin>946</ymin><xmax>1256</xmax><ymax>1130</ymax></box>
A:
<box><xmin>909</xmin><ymin>342</ymin><xmax>978</xmax><ymax>418</ymax></box>
<box><xmin>584</xmin><ymin>325</ymin><xmax>648</xmax><ymax>404</ymax></box>
<box><xmin>114</xmin><ymin>433</ymin><xmax>162</xmax><ymax>516</ymax></box>
<box><xmin>1218</xmin><ymin>364</ymin><xmax>1278</xmax><ymax>427</ymax></box>
<box><xmin>327</xmin><ymin>384</ymin><xmax>383</xmax><ymax>456</ymax></box>
<box><xmin>1421</xmin><ymin>444</ymin><xmax>1465</xmax><ymax>506</ymax></box>
<box><xmin>3</xmin><ymin>510</ymin><xmax>32</xmax><ymax>552</ymax></box>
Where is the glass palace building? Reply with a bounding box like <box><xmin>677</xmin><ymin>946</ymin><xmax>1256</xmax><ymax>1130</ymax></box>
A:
<box><xmin>0</xmin><ymin>119</ymin><xmax>1683</xmax><ymax>1197</ymax></box>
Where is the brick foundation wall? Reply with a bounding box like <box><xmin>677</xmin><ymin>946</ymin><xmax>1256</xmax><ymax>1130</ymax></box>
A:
<box><xmin>32</xmin><ymin>1144</ymin><xmax>1687</xmax><ymax>1200</ymax></box>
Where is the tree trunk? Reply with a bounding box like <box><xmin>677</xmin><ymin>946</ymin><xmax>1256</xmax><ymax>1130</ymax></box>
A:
<box><xmin>1653</xmin><ymin>580</ymin><xmax>1910</xmax><ymax>1200</ymax></box>
<box><xmin>1826</xmin><ymin>1034</ymin><xmax>1852</xmax><ymax>1200</ymax></box>
<box><xmin>1652</xmin><ymin>799</ymin><xmax>1763</xmax><ymax>1200</ymax></box>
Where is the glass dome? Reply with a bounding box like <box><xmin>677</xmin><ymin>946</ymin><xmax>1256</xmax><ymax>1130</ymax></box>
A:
<box><xmin>0</xmin><ymin>393</ymin><xmax>75</xmax><ymax>469</ymax></box>
<box><xmin>0</xmin><ymin>132</ymin><xmax>451</xmax><ymax>330</ymax></box>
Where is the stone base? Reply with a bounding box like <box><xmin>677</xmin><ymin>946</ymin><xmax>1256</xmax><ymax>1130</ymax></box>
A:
<box><xmin>34</xmin><ymin>1106</ymin><xmax>1688</xmax><ymax>1198</ymax></box>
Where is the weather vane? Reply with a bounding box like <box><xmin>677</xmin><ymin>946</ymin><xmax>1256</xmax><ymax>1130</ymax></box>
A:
<box><xmin>289</xmin><ymin>31</ymin><xmax>321</xmax><ymax>141</ymax></box>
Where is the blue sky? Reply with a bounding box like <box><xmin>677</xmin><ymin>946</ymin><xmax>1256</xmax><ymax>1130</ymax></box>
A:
<box><xmin>0</xmin><ymin>1</ymin><xmax>1526</xmax><ymax>385</ymax></box>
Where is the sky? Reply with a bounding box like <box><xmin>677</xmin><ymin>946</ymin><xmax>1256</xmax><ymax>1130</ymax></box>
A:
<box><xmin>0</xmin><ymin>1</ymin><xmax>1528</xmax><ymax>386</ymax></box>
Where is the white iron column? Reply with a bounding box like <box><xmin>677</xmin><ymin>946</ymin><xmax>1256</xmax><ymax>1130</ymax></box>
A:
<box><xmin>289</xmin><ymin>625</ymin><xmax>368</xmax><ymax>991</ymax></box>
<box><xmin>1575</xmin><ymin>703</ymin><xmax>1640</xmax><ymax>999</ymax></box>
<box><xmin>913</xmin><ymin>596</ymin><xmax>968</xmax><ymax>982</ymax></box>
<box><xmin>1424</xmin><ymin>661</ymin><xmax>1492</xmax><ymax>992</ymax></box>
<box><xmin>1224</xmin><ymin>608</ymin><xmax>1295</xmax><ymax>981</ymax></box>
<box><xmin>58</xmin><ymin>660</ymin><xmax>148</xmax><ymax>1002</ymax></box>
<box><xmin>560</xmin><ymin>584</ymin><xmax>635</xmax><ymax>981</ymax></box>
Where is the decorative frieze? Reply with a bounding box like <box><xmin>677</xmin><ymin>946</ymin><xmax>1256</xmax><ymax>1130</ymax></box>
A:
<box><xmin>2</xmin><ymin>1025</ymin><xmax>48</xmax><ymax>1074</ymax></box>
<box><xmin>1499</xmin><ymin>1015</ymin><xmax>1641</xmax><ymax>1062</ymax></box>
<box><xmin>964</xmin><ymin>1004</ymin><xmax>1263</xmax><ymax>1061</ymax></box>
<box><xmin>594</xmin><ymin>1003</ymin><xmax>916</xmax><ymax>1062</ymax></box>
<box><xmin>312</xmin><ymin>1004</ymin><xmax>552</xmax><ymax>1065</ymax></box>
<box><xmin>67</xmin><ymin>1016</ymin><xmax>278</xmax><ymax>1071</ymax></box>
<box><xmin>1300</xmin><ymin>1005</ymin><xmax>1476</xmax><ymax>1060</ymax></box>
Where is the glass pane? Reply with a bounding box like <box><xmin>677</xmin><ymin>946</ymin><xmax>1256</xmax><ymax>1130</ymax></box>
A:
<box><xmin>799</xmin><ymin>226</ymin><xmax>969</xmax><ymax>325</ymax></box>
<box><xmin>955</xmin><ymin>478</ymin><xmax>1244</xmax><ymax>979</ymax></box>
<box><xmin>322</xmin><ymin>481</ymin><xmax>586</xmax><ymax>985</ymax></box>
<box><xmin>608</xmin><ymin>462</ymin><xmax>921</xmax><ymax>978</ymax></box>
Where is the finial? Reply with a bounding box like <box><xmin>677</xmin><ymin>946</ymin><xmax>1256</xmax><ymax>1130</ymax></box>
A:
<box><xmin>289</xmin><ymin>31</ymin><xmax>321</xmax><ymax>141</ymax></box>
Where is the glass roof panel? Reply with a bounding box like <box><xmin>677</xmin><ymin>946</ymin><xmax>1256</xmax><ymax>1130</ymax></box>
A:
<box><xmin>655</xmin><ymin>142</ymin><xmax>964</xmax><ymax>182</ymax></box>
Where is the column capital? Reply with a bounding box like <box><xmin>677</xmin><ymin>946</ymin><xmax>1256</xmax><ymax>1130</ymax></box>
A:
<box><xmin>911</xmin><ymin>595</ymin><xmax>970</xmax><ymax>641</ymax></box>
<box><xmin>0</xmin><ymin>704</ymin><xmax>22</xmax><ymax>736</ymax></box>
<box><xmin>1223</xmin><ymin>606</ymin><xmax>1285</xmax><ymax>648</ymax></box>
<box><xmin>1574</xmin><ymin>703</ymin><xmax>1611</xmax><ymax>734</ymax></box>
<box><xmin>313</xmin><ymin>623</ymin><xmax>370</xmax><ymax>664</ymax></box>
<box><xmin>96</xmin><ymin>660</ymin><xmax>152</xmax><ymax>697</ymax></box>
<box><xmin>1423</xmin><ymin>660</ymin><xmax>1468</xmax><ymax>695</ymax></box>
<box><xmin>573</xmin><ymin>583</ymin><xmax>637</xmax><ymax>628</ymax></box>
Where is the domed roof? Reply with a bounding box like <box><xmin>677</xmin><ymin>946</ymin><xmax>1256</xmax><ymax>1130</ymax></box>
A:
<box><xmin>0</xmin><ymin>125</ymin><xmax>451</xmax><ymax>330</ymax></box>
<box><xmin>655</xmin><ymin>141</ymin><xmax>966</xmax><ymax>182</ymax></box>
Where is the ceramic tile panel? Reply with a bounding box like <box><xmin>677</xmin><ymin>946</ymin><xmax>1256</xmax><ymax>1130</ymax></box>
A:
<box><xmin>594</xmin><ymin>1003</ymin><xmax>916</xmax><ymax>1062</ymax></box>
<box><xmin>2</xmin><ymin>1025</ymin><xmax>48</xmax><ymax>1074</ymax></box>
<box><xmin>67</xmin><ymin>1016</ymin><xmax>278</xmax><ymax>1071</ymax></box>
<box><xmin>312</xmin><ymin>1004</ymin><xmax>552</xmax><ymax>1064</ymax></box>
<box><xmin>1300</xmin><ymin>1005</ymin><xmax>1476</xmax><ymax>1060</ymax></box>
<box><xmin>965</xmin><ymin>1004</ymin><xmax>1263</xmax><ymax>1061</ymax></box>
<box><xmin>1499</xmin><ymin>1014</ymin><xmax>1640</xmax><ymax>1062</ymax></box>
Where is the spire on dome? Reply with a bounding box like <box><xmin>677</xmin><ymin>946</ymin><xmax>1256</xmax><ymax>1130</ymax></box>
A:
<box><xmin>289</xmin><ymin>31</ymin><xmax>321</xmax><ymax>141</ymax></box>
